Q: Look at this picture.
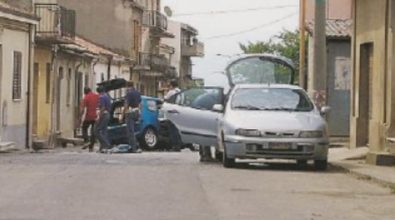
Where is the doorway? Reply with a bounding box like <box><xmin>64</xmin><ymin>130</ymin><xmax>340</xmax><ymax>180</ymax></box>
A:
<box><xmin>32</xmin><ymin>63</ymin><xmax>39</xmax><ymax>134</ymax></box>
<box><xmin>358</xmin><ymin>43</ymin><xmax>374</xmax><ymax>146</ymax></box>
<box><xmin>0</xmin><ymin>45</ymin><xmax>2</xmax><ymax>140</ymax></box>
<box><xmin>56</xmin><ymin>67</ymin><xmax>64</xmax><ymax>131</ymax></box>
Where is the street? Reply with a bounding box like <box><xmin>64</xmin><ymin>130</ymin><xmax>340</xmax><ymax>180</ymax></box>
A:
<box><xmin>1</xmin><ymin>150</ymin><xmax>394</xmax><ymax>220</ymax></box>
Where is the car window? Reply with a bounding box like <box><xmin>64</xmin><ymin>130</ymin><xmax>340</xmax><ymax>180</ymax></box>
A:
<box><xmin>228</xmin><ymin>57</ymin><xmax>294</xmax><ymax>85</ymax></box>
<box><xmin>231</xmin><ymin>88</ymin><xmax>314</xmax><ymax>112</ymax></box>
<box><xmin>174</xmin><ymin>88</ymin><xmax>222</xmax><ymax>110</ymax></box>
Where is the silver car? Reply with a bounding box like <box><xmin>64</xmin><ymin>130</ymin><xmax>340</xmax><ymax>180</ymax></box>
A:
<box><xmin>160</xmin><ymin>54</ymin><xmax>330</xmax><ymax>170</ymax></box>
<box><xmin>214</xmin><ymin>84</ymin><xmax>330</xmax><ymax>170</ymax></box>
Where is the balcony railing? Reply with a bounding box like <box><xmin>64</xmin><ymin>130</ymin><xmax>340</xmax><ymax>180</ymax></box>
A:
<box><xmin>181</xmin><ymin>42</ymin><xmax>205</xmax><ymax>57</ymax></box>
<box><xmin>142</xmin><ymin>10</ymin><xmax>168</xmax><ymax>31</ymax></box>
<box><xmin>136</xmin><ymin>52</ymin><xmax>172</xmax><ymax>75</ymax></box>
<box><xmin>35</xmin><ymin>4</ymin><xmax>76</xmax><ymax>42</ymax></box>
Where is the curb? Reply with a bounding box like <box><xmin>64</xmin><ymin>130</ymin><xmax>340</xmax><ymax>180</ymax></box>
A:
<box><xmin>330</xmin><ymin>161</ymin><xmax>395</xmax><ymax>193</ymax></box>
<box><xmin>0</xmin><ymin>146</ymin><xmax>19</xmax><ymax>153</ymax></box>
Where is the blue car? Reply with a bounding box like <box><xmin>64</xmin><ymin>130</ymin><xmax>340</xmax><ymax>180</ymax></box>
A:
<box><xmin>97</xmin><ymin>79</ymin><xmax>162</xmax><ymax>150</ymax></box>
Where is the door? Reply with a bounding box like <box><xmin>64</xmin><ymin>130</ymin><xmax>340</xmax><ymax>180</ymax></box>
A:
<box><xmin>327</xmin><ymin>57</ymin><xmax>351</xmax><ymax>136</ymax></box>
<box><xmin>164</xmin><ymin>87</ymin><xmax>224</xmax><ymax>146</ymax></box>
<box><xmin>32</xmin><ymin>63</ymin><xmax>39</xmax><ymax>134</ymax></box>
<box><xmin>0</xmin><ymin>45</ymin><xmax>2</xmax><ymax>140</ymax></box>
<box><xmin>358</xmin><ymin>43</ymin><xmax>373</xmax><ymax>146</ymax></box>
<box><xmin>56</xmin><ymin>67</ymin><xmax>63</xmax><ymax>131</ymax></box>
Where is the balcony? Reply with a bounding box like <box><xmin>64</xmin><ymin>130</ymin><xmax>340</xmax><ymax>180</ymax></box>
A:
<box><xmin>181</xmin><ymin>42</ymin><xmax>205</xmax><ymax>57</ymax></box>
<box><xmin>35</xmin><ymin>4</ymin><xmax>76</xmax><ymax>44</ymax></box>
<box><xmin>143</xmin><ymin>10</ymin><xmax>174</xmax><ymax>38</ymax></box>
<box><xmin>134</xmin><ymin>52</ymin><xmax>172</xmax><ymax>77</ymax></box>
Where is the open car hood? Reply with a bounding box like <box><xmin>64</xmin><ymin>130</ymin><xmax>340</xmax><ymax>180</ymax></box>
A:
<box><xmin>97</xmin><ymin>78</ymin><xmax>127</xmax><ymax>92</ymax></box>
<box><xmin>225</xmin><ymin>54</ymin><xmax>296</xmax><ymax>87</ymax></box>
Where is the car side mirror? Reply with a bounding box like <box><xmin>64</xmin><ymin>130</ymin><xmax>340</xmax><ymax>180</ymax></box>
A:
<box><xmin>212</xmin><ymin>104</ymin><xmax>224</xmax><ymax>112</ymax></box>
<box><xmin>320</xmin><ymin>106</ymin><xmax>331</xmax><ymax>115</ymax></box>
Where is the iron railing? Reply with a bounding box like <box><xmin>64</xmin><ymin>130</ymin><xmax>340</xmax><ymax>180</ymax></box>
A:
<box><xmin>142</xmin><ymin>10</ymin><xmax>168</xmax><ymax>31</ymax></box>
<box><xmin>35</xmin><ymin>4</ymin><xmax>76</xmax><ymax>39</ymax></box>
<box><xmin>138</xmin><ymin>52</ymin><xmax>170</xmax><ymax>72</ymax></box>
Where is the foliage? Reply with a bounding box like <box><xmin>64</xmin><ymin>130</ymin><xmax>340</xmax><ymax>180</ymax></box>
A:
<box><xmin>239</xmin><ymin>29</ymin><xmax>300</xmax><ymax>81</ymax></box>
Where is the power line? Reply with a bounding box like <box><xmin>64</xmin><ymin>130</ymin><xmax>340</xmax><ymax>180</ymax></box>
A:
<box><xmin>204</xmin><ymin>12</ymin><xmax>298</xmax><ymax>40</ymax></box>
<box><xmin>173</xmin><ymin>5</ymin><xmax>298</xmax><ymax>17</ymax></box>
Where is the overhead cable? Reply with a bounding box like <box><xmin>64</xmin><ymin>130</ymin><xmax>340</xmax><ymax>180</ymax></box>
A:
<box><xmin>204</xmin><ymin>12</ymin><xmax>298</xmax><ymax>40</ymax></box>
<box><xmin>173</xmin><ymin>5</ymin><xmax>298</xmax><ymax>17</ymax></box>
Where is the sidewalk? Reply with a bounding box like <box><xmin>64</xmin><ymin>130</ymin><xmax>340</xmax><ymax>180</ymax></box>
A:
<box><xmin>329</xmin><ymin>147</ymin><xmax>395</xmax><ymax>191</ymax></box>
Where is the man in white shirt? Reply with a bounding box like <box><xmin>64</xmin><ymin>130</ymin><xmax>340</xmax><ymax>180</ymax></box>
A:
<box><xmin>164</xmin><ymin>80</ymin><xmax>180</xmax><ymax>100</ymax></box>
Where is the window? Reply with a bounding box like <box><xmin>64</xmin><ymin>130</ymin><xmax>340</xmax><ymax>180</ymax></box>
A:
<box><xmin>174</xmin><ymin>88</ymin><xmax>222</xmax><ymax>110</ymax></box>
<box><xmin>84</xmin><ymin>74</ymin><xmax>89</xmax><ymax>87</ymax></box>
<box><xmin>46</xmin><ymin>63</ymin><xmax>51</xmax><ymax>103</ymax></box>
<box><xmin>67</xmin><ymin>68</ymin><xmax>72</xmax><ymax>106</ymax></box>
<box><xmin>12</xmin><ymin>51</ymin><xmax>22</xmax><ymax>100</ymax></box>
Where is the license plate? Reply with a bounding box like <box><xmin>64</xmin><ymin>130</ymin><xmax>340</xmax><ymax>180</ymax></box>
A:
<box><xmin>269</xmin><ymin>143</ymin><xmax>292</xmax><ymax>150</ymax></box>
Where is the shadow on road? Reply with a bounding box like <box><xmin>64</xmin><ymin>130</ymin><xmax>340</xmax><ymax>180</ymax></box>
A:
<box><xmin>201</xmin><ymin>160</ymin><xmax>344</xmax><ymax>173</ymax></box>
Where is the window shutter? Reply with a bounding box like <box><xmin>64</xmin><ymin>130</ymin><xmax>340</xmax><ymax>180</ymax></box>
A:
<box><xmin>12</xmin><ymin>52</ymin><xmax>22</xmax><ymax>100</ymax></box>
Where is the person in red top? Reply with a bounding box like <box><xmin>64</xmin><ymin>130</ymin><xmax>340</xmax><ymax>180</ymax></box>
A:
<box><xmin>80</xmin><ymin>87</ymin><xmax>99</xmax><ymax>152</ymax></box>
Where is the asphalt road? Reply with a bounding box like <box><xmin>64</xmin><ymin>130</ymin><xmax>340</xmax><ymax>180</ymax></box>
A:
<box><xmin>0</xmin><ymin>149</ymin><xmax>394</xmax><ymax>220</ymax></box>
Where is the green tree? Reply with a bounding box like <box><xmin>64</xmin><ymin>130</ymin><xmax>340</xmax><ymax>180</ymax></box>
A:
<box><xmin>239</xmin><ymin>29</ymin><xmax>300</xmax><ymax>82</ymax></box>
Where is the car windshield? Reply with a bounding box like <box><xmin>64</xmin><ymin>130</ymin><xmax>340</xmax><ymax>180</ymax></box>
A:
<box><xmin>231</xmin><ymin>88</ymin><xmax>314</xmax><ymax>112</ymax></box>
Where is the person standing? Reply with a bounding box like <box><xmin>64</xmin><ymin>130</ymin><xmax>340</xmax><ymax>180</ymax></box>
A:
<box><xmin>123</xmin><ymin>81</ymin><xmax>142</xmax><ymax>153</ymax></box>
<box><xmin>80</xmin><ymin>87</ymin><xmax>99</xmax><ymax>152</ymax></box>
<box><xmin>95</xmin><ymin>86</ymin><xmax>112</xmax><ymax>152</ymax></box>
<box><xmin>164</xmin><ymin>80</ymin><xmax>180</xmax><ymax>100</ymax></box>
<box><xmin>164</xmin><ymin>80</ymin><xmax>182</xmax><ymax>151</ymax></box>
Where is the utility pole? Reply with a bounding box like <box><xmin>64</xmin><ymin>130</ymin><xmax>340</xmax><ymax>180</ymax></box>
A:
<box><xmin>299</xmin><ymin>0</ymin><xmax>306</xmax><ymax>89</ymax></box>
<box><xmin>312</xmin><ymin>0</ymin><xmax>327</xmax><ymax>108</ymax></box>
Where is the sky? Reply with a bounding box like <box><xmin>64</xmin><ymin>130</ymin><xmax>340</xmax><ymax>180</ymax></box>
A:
<box><xmin>162</xmin><ymin>0</ymin><xmax>300</xmax><ymax>87</ymax></box>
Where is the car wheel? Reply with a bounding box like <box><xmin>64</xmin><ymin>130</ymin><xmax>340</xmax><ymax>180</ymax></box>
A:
<box><xmin>215</xmin><ymin>149</ymin><xmax>223</xmax><ymax>161</ymax></box>
<box><xmin>223</xmin><ymin>145</ymin><xmax>235</xmax><ymax>168</ymax></box>
<box><xmin>141</xmin><ymin>127</ymin><xmax>158</xmax><ymax>151</ymax></box>
<box><xmin>297</xmin><ymin>160</ymin><xmax>308</xmax><ymax>166</ymax></box>
<box><xmin>314</xmin><ymin>159</ymin><xmax>328</xmax><ymax>171</ymax></box>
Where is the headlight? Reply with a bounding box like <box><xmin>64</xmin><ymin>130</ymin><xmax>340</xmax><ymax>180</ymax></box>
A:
<box><xmin>299</xmin><ymin>131</ymin><xmax>323</xmax><ymax>138</ymax></box>
<box><xmin>235</xmin><ymin>129</ymin><xmax>261</xmax><ymax>137</ymax></box>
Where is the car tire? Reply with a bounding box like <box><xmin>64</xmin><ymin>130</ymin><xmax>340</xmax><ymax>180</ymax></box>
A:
<box><xmin>297</xmin><ymin>160</ymin><xmax>308</xmax><ymax>166</ymax></box>
<box><xmin>215</xmin><ymin>150</ymin><xmax>223</xmax><ymax>161</ymax></box>
<box><xmin>223</xmin><ymin>146</ymin><xmax>235</xmax><ymax>168</ymax></box>
<box><xmin>141</xmin><ymin>127</ymin><xmax>158</xmax><ymax>151</ymax></box>
<box><xmin>314</xmin><ymin>159</ymin><xmax>328</xmax><ymax>171</ymax></box>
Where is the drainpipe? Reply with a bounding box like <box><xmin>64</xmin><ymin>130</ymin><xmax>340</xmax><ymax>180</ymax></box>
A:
<box><xmin>25</xmin><ymin>24</ymin><xmax>34</xmax><ymax>149</ymax></box>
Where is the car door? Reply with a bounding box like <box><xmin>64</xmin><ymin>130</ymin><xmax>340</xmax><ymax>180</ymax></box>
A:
<box><xmin>164</xmin><ymin>87</ymin><xmax>224</xmax><ymax>146</ymax></box>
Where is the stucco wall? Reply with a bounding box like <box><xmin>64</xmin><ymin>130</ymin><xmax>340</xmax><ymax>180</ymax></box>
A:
<box><xmin>0</xmin><ymin>27</ymin><xmax>30</xmax><ymax>147</ymax></box>
<box><xmin>351</xmin><ymin>0</ymin><xmax>388</xmax><ymax>150</ymax></box>
<box><xmin>306</xmin><ymin>0</ymin><xmax>352</xmax><ymax>22</ymax></box>
<box><xmin>162</xmin><ymin>20</ymin><xmax>181</xmax><ymax>77</ymax></box>
<box><xmin>57</xmin><ymin>0</ymin><xmax>133</xmax><ymax>57</ymax></box>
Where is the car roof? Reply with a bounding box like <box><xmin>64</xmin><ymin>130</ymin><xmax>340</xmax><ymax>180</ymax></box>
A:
<box><xmin>233</xmin><ymin>84</ymin><xmax>303</xmax><ymax>90</ymax></box>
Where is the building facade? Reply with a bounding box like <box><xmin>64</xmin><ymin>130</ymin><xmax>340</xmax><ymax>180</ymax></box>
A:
<box><xmin>351</xmin><ymin>0</ymin><xmax>395</xmax><ymax>165</ymax></box>
<box><xmin>0</xmin><ymin>0</ymin><xmax>37</xmax><ymax>148</ymax></box>
<box><xmin>304</xmin><ymin>0</ymin><xmax>352</xmax><ymax>137</ymax></box>
<box><xmin>33</xmin><ymin>1</ymin><xmax>96</xmax><ymax>145</ymax></box>
<box><xmin>161</xmin><ymin>21</ymin><xmax>205</xmax><ymax>89</ymax></box>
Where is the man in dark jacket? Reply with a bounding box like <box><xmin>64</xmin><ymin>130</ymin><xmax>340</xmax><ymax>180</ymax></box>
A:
<box><xmin>123</xmin><ymin>81</ymin><xmax>142</xmax><ymax>153</ymax></box>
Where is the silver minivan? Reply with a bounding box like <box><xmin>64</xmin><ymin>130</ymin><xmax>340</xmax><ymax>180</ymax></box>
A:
<box><xmin>160</xmin><ymin>54</ymin><xmax>330</xmax><ymax>170</ymax></box>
